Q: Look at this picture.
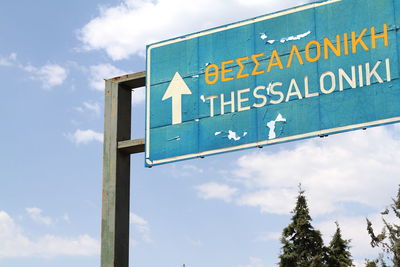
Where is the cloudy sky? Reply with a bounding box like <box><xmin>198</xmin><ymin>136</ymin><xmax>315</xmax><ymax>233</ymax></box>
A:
<box><xmin>1</xmin><ymin>0</ymin><xmax>398</xmax><ymax>266</ymax></box>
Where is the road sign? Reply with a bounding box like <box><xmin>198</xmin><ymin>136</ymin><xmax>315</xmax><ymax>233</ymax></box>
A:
<box><xmin>145</xmin><ymin>0</ymin><xmax>400</xmax><ymax>167</ymax></box>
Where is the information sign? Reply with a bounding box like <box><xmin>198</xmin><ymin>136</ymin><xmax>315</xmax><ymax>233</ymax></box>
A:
<box><xmin>146</xmin><ymin>0</ymin><xmax>400</xmax><ymax>166</ymax></box>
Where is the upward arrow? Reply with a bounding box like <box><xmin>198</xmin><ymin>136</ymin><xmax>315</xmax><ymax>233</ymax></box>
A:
<box><xmin>162</xmin><ymin>72</ymin><xmax>192</xmax><ymax>125</ymax></box>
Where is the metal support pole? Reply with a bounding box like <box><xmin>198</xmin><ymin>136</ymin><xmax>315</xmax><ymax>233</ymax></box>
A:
<box><xmin>101</xmin><ymin>72</ymin><xmax>146</xmax><ymax>267</ymax></box>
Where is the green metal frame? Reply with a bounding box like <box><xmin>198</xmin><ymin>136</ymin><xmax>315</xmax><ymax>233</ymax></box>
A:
<box><xmin>101</xmin><ymin>71</ymin><xmax>146</xmax><ymax>267</ymax></box>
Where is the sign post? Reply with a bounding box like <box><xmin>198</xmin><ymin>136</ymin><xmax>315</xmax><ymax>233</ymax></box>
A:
<box><xmin>101</xmin><ymin>72</ymin><xmax>145</xmax><ymax>267</ymax></box>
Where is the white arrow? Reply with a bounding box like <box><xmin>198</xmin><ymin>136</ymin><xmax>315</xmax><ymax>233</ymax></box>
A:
<box><xmin>162</xmin><ymin>72</ymin><xmax>192</xmax><ymax>125</ymax></box>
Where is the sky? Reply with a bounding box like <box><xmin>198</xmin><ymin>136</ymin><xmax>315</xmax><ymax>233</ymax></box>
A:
<box><xmin>0</xmin><ymin>0</ymin><xmax>399</xmax><ymax>267</ymax></box>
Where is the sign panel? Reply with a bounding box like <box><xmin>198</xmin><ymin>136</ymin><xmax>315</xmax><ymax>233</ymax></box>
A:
<box><xmin>145</xmin><ymin>0</ymin><xmax>400</xmax><ymax>167</ymax></box>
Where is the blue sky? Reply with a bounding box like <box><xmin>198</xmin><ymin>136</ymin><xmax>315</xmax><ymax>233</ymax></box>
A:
<box><xmin>1</xmin><ymin>0</ymin><xmax>399</xmax><ymax>267</ymax></box>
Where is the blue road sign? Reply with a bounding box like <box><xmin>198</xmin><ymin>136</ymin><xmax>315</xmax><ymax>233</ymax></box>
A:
<box><xmin>145</xmin><ymin>0</ymin><xmax>400</xmax><ymax>167</ymax></box>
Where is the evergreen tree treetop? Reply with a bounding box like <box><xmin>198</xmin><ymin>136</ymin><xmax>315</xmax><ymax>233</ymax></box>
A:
<box><xmin>279</xmin><ymin>185</ymin><xmax>325</xmax><ymax>267</ymax></box>
<box><xmin>327</xmin><ymin>222</ymin><xmax>353</xmax><ymax>267</ymax></box>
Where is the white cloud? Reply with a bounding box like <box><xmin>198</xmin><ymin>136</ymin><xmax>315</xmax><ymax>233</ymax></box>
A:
<box><xmin>195</xmin><ymin>182</ymin><xmax>238</xmax><ymax>202</ymax></box>
<box><xmin>75</xmin><ymin>101</ymin><xmax>101</xmax><ymax>115</ymax></box>
<box><xmin>130</xmin><ymin>213</ymin><xmax>152</xmax><ymax>243</ymax></box>
<box><xmin>26</xmin><ymin>208</ymin><xmax>53</xmax><ymax>226</ymax></box>
<box><xmin>89</xmin><ymin>63</ymin><xmax>128</xmax><ymax>90</ymax></box>
<box><xmin>237</xmin><ymin>188</ymin><xmax>296</xmax><ymax>215</ymax></box>
<box><xmin>0</xmin><ymin>210</ymin><xmax>99</xmax><ymax>258</ymax></box>
<box><xmin>0</xmin><ymin>52</ymin><xmax>17</xmax><ymax>66</ymax></box>
<box><xmin>24</xmin><ymin>64</ymin><xmax>68</xmax><ymax>89</ymax></box>
<box><xmin>229</xmin><ymin>126</ymin><xmax>400</xmax><ymax>216</ymax></box>
<box><xmin>68</xmin><ymin>129</ymin><xmax>103</xmax><ymax>144</ymax></box>
<box><xmin>79</xmin><ymin>0</ymin><xmax>309</xmax><ymax>60</ymax></box>
<box><xmin>0</xmin><ymin>53</ymin><xmax>67</xmax><ymax>89</ymax></box>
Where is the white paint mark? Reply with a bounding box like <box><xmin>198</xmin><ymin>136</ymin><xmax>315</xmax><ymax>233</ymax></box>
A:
<box><xmin>260</xmin><ymin>34</ymin><xmax>276</xmax><ymax>44</ymax></box>
<box><xmin>260</xmin><ymin>33</ymin><xmax>268</xmax><ymax>40</ymax></box>
<box><xmin>168</xmin><ymin>136</ymin><xmax>181</xmax><ymax>141</ymax></box>
<box><xmin>266</xmin><ymin>82</ymin><xmax>273</xmax><ymax>95</ymax></box>
<box><xmin>228</xmin><ymin>130</ymin><xmax>241</xmax><ymax>141</ymax></box>
<box><xmin>266</xmin><ymin>113</ymin><xmax>287</xmax><ymax>139</ymax></box>
<box><xmin>261</xmin><ymin>31</ymin><xmax>310</xmax><ymax>45</ymax></box>
<box><xmin>200</xmin><ymin>95</ymin><xmax>206</xmax><ymax>102</ymax></box>
<box><xmin>192</xmin><ymin>74</ymin><xmax>199</xmax><ymax>78</ymax></box>
<box><xmin>275</xmin><ymin>113</ymin><xmax>286</xmax><ymax>122</ymax></box>
<box><xmin>205</xmin><ymin>62</ymin><xmax>211</xmax><ymax>67</ymax></box>
<box><xmin>214</xmin><ymin>130</ymin><xmax>248</xmax><ymax>141</ymax></box>
<box><xmin>280</xmin><ymin>31</ymin><xmax>311</xmax><ymax>43</ymax></box>
<box><xmin>195</xmin><ymin>118</ymin><xmax>200</xmax><ymax>122</ymax></box>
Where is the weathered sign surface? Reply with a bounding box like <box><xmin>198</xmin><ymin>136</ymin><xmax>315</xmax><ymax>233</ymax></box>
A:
<box><xmin>145</xmin><ymin>0</ymin><xmax>400</xmax><ymax>167</ymax></box>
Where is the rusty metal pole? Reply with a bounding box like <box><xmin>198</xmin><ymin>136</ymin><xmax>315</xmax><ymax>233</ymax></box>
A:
<box><xmin>101</xmin><ymin>72</ymin><xmax>146</xmax><ymax>267</ymax></box>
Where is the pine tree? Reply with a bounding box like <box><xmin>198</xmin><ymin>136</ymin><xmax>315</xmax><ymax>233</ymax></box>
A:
<box><xmin>279</xmin><ymin>186</ymin><xmax>327</xmax><ymax>267</ymax></box>
<box><xmin>366</xmin><ymin>185</ymin><xmax>400</xmax><ymax>267</ymax></box>
<box><xmin>327</xmin><ymin>222</ymin><xmax>354</xmax><ymax>267</ymax></box>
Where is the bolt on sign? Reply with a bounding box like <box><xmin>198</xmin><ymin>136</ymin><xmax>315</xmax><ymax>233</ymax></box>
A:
<box><xmin>145</xmin><ymin>0</ymin><xmax>400</xmax><ymax>167</ymax></box>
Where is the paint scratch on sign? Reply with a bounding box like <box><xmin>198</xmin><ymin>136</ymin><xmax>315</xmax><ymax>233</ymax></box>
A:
<box><xmin>262</xmin><ymin>30</ymin><xmax>311</xmax><ymax>44</ymax></box>
<box><xmin>228</xmin><ymin>130</ymin><xmax>241</xmax><ymax>141</ymax></box>
<box><xmin>266</xmin><ymin>113</ymin><xmax>287</xmax><ymax>139</ymax></box>
<box><xmin>214</xmin><ymin>130</ymin><xmax>248</xmax><ymax>141</ymax></box>
<box><xmin>192</xmin><ymin>74</ymin><xmax>199</xmax><ymax>78</ymax></box>
<box><xmin>168</xmin><ymin>136</ymin><xmax>181</xmax><ymax>141</ymax></box>
<box><xmin>266</xmin><ymin>82</ymin><xmax>273</xmax><ymax>95</ymax></box>
<box><xmin>200</xmin><ymin>95</ymin><xmax>206</xmax><ymax>102</ymax></box>
<box><xmin>260</xmin><ymin>33</ymin><xmax>268</xmax><ymax>40</ymax></box>
<box><xmin>280</xmin><ymin>31</ymin><xmax>311</xmax><ymax>43</ymax></box>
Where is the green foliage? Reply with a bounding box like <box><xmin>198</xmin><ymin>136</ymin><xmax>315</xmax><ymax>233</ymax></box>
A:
<box><xmin>365</xmin><ymin>259</ymin><xmax>379</xmax><ymax>267</ymax></box>
<box><xmin>365</xmin><ymin>255</ymin><xmax>389</xmax><ymax>267</ymax></box>
<box><xmin>366</xmin><ymin>185</ymin><xmax>400</xmax><ymax>267</ymax></box>
<box><xmin>279</xmin><ymin>187</ymin><xmax>327</xmax><ymax>267</ymax></box>
<box><xmin>326</xmin><ymin>222</ymin><xmax>354</xmax><ymax>267</ymax></box>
